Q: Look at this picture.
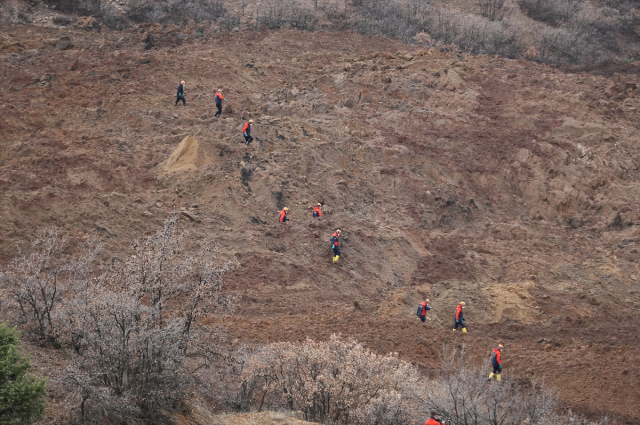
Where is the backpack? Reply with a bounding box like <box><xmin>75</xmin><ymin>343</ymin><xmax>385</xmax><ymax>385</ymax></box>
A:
<box><xmin>416</xmin><ymin>305</ymin><xmax>424</xmax><ymax>316</ymax></box>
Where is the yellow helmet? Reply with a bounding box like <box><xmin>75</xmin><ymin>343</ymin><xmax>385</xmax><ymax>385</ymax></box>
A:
<box><xmin>181</xmin><ymin>80</ymin><xmax>185</xmax><ymax>84</ymax></box>
<box><xmin>336</xmin><ymin>229</ymin><xmax>341</xmax><ymax>234</ymax></box>
<box><xmin>249</xmin><ymin>119</ymin><xmax>254</xmax><ymax>123</ymax></box>
<box><xmin>283</xmin><ymin>207</ymin><xmax>289</xmax><ymax>211</ymax></box>
<box><xmin>460</xmin><ymin>301</ymin><xmax>466</xmax><ymax>306</ymax></box>
<box><xmin>498</xmin><ymin>344</ymin><xmax>503</xmax><ymax>349</ymax></box>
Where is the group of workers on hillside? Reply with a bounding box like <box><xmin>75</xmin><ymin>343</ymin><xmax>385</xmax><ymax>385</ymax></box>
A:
<box><xmin>278</xmin><ymin>204</ymin><xmax>342</xmax><ymax>263</ymax></box>
<box><xmin>174</xmin><ymin>83</ymin><xmax>253</xmax><ymax>144</ymax></box>
<box><xmin>418</xmin><ymin>300</ymin><xmax>504</xmax><ymax>424</ymax></box>
<box><xmin>172</xmin><ymin>81</ymin><xmax>504</xmax><ymax>425</ymax></box>
<box><xmin>419</xmin><ymin>299</ymin><xmax>504</xmax><ymax>378</ymax></box>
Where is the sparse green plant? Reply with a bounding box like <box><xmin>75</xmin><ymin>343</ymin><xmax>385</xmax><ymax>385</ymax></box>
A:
<box><xmin>0</xmin><ymin>322</ymin><xmax>47</xmax><ymax>425</ymax></box>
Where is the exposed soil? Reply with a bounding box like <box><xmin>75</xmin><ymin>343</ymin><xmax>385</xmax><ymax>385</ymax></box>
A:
<box><xmin>1</xmin><ymin>22</ymin><xmax>640</xmax><ymax>423</ymax></box>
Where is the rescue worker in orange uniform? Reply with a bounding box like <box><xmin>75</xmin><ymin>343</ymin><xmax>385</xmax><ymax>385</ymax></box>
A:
<box><xmin>312</xmin><ymin>203</ymin><xmax>323</xmax><ymax>218</ymax></box>
<box><xmin>488</xmin><ymin>344</ymin><xmax>503</xmax><ymax>381</ymax></box>
<box><xmin>243</xmin><ymin>120</ymin><xmax>254</xmax><ymax>145</ymax></box>
<box><xmin>417</xmin><ymin>298</ymin><xmax>432</xmax><ymax>323</ymax></box>
<box><xmin>425</xmin><ymin>411</ymin><xmax>445</xmax><ymax>425</ymax></box>
<box><xmin>214</xmin><ymin>89</ymin><xmax>226</xmax><ymax>117</ymax></box>
<box><xmin>279</xmin><ymin>207</ymin><xmax>289</xmax><ymax>223</ymax></box>
<box><xmin>331</xmin><ymin>229</ymin><xmax>341</xmax><ymax>262</ymax></box>
<box><xmin>452</xmin><ymin>301</ymin><xmax>467</xmax><ymax>332</ymax></box>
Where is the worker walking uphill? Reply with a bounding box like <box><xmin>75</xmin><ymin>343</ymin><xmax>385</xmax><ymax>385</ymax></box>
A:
<box><xmin>243</xmin><ymin>120</ymin><xmax>254</xmax><ymax>145</ymax></box>
<box><xmin>214</xmin><ymin>89</ymin><xmax>227</xmax><ymax>117</ymax></box>
<box><xmin>279</xmin><ymin>207</ymin><xmax>289</xmax><ymax>223</ymax></box>
<box><xmin>175</xmin><ymin>80</ymin><xmax>186</xmax><ymax>106</ymax></box>
<box><xmin>312</xmin><ymin>203</ymin><xmax>323</xmax><ymax>218</ymax></box>
<box><xmin>331</xmin><ymin>229</ymin><xmax>341</xmax><ymax>262</ymax></box>
<box><xmin>452</xmin><ymin>301</ymin><xmax>467</xmax><ymax>332</ymax></box>
<box><xmin>488</xmin><ymin>344</ymin><xmax>504</xmax><ymax>381</ymax></box>
<box><xmin>416</xmin><ymin>298</ymin><xmax>432</xmax><ymax>323</ymax></box>
<box><xmin>425</xmin><ymin>411</ymin><xmax>446</xmax><ymax>425</ymax></box>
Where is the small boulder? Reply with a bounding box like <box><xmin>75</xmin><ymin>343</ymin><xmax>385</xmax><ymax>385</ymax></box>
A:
<box><xmin>569</xmin><ymin>216</ymin><xmax>584</xmax><ymax>229</ymax></box>
<box><xmin>437</xmin><ymin>68</ymin><xmax>463</xmax><ymax>91</ymax></box>
<box><xmin>359</xmin><ymin>88</ymin><xmax>374</xmax><ymax>104</ymax></box>
<box><xmin>56</xmin><ymin>35</ymin><xmax>72</xmax><ymax>50</ymax></box>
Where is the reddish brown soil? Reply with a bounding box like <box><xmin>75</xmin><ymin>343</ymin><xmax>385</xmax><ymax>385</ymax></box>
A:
<box><xmin>1</xmin><ymin>22</ymin><xmax>640</xmax><ymax>423</ymax></box>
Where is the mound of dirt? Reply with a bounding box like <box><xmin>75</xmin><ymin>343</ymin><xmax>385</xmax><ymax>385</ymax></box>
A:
<box><xmin>164</xmin><ymin>134</ymin><xmax>210</xmax><ymax>173</ymax></box>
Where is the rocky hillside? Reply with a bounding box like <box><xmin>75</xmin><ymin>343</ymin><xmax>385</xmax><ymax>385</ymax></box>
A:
<box><xmin>1</xmin><ymin>22</ymin><xmax>640</xmax><ymax>423</ymax></box>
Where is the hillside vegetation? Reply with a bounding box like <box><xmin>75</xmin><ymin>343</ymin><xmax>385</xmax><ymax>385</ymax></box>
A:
<box><xmin>2</xmin><ymin>0</ymin><xmax>640</xmax><ymax>64</ymax></box>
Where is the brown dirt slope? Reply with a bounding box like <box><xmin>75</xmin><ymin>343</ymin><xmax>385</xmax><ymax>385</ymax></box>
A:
<box><xmin>1</xmin><ymin>23</ymin><xmax>640</xmax><ymax>423</ymax></box>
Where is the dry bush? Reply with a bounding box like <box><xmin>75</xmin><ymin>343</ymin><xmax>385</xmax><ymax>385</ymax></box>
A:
<box><xmin>226</xmin><ymin>335</ymin><xmax>423</xmax><ymax>425</ymax></box>
<box><xmin>1</xmin><ymin>229</ymin><xmax>99</xmax><ymax>344</ymax></box>
<box><xmin>477</xmin><ymin>0</ymin><xmax>506</xmax><ymax>21</ymax></box>
<box><xmin>220</xmin><ymin>339</ymin><xmax>603</xmax><ymax>425</ymax></box>
<box><xmin>409</xmin><ymin>5</ymin><xmax>526</xmax><ymax>58</ymax></box>
<box><xmin>126</xmin><ymin>0</ymin><xmax>228</xmax><ymax>25</ymax></box>
<box><xmin>517</xmin><ymin>0</ymin><xmax>580</xmax><ymax>26</ymax></box>
<box><xmin>257</xmin><ymin>0</ymin><xmax>318</xmax><ymax>31</ymax></box>
<box><xmin>2</xmin><ymin>216</ymin><xmax>235</xmax><ymax>424</ymax></box>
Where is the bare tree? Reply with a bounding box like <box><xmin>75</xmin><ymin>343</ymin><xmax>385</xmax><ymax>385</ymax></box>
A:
<box><xmin>2</xmin><ymin>229</ymin><xmax>100</xmax><ymax>343</ymax></box>
<box><xmin>477</xmin><ymin>0</ymin><xmax>505</xmax><ymax>21</ymax></box>
<box><xmin>55</xmin><ymin>215</ymin><xmax>236</xmax><ymax>423</ymax></box>
<box><xmin>3</xmin><ymin>216</ymin><xmax>235</xmax><ymax>423</ymax></box>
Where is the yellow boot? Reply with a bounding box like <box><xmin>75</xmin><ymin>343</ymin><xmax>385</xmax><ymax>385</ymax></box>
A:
<box><xmin>462</xmin><ymin>328</ymin><xmax>467</xmax><ymax>333</ymax></box>
<box><xmin>496</xmin><ymin>374</ymin><xmax>501</xmax><ymax>382</ymax></box>
<box><xmin>452</xmin><ymin>329</ymin><xmax>456</xmax><ymax>331</ymax></box>
<box><xmin>333</xmin><ymin>255</ymin><xmax>339</xmax><ymax>262</ymax></box>
<box><xmin>488</xmin><ymin>373</ymin><xmax>494</xmax><ymax>381</ymax></box>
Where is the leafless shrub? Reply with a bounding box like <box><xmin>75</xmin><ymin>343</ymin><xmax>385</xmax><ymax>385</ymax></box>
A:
<box><xmin>517</xmin><ymin>0</ymin><xmax>580</xmax><ymax>26</ymax></box>
<box><xmin>126</xmin><ymin>0</ymin><xmax>227</xmax><ymax>25</ymax></box>
<box><xmin>257</xmin><ymin>0</ymin><xmax>317</xmax><ymax>31</ymax></box>
<box><xmin>56</xmin><ymin>215</ymin><xmax>235</xmax><ymax>423</ymax></box>
<box><xmin>222</xmin><ymin>339</ymin><xmax>602</xmax><ymax>425</ymax></box>
<box><xmin>2</xmin><ymin>229</ymin><xmax>100</xmax><ymax>343</ymax></box>
<box><xmin>2</xmin><ymin>216</ymin><xmax>235</xmax><ymax>423</ymax></box>
<box><xmin>52</xmin><ymin>15</ymin><xmax>73</xmax><ymax>25</ymax></box>
<box><xmin>410</xmin><ymin>6</ymin><xmax>525</xmax><ymax>58</ymax></box>
<box><xmin>477</xmin><ymin>0</ymin><xmax>506</xmax><ymax>21</ymax></box>
<box><xmin>227</xmin><ymin>335</ymin><xmax>423</xmax><ymax>424</ymax></box>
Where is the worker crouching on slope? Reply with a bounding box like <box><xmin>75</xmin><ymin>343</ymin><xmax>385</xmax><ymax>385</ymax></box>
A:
<box><xmin>417</xmin><ymin>298</ymin><xmax>432</xmax><ymax>323</ymax></box>
<box><xmin>175</xmin><ymin>80</ymin><xmax>186</xmax><ymax>106</ymax></box>
<box><xmin>243</xmin><ymin>120</ymin><xmax>254</xmax><ymax>145</ymax></box>
<box><xmin>488</xmin><ymin>344</ymin><xmax>504</xmax><ymax>381</ymax></box>
<box><xmin>331</xmin><ymin>229</ymin><xmax>341</xmax><ymax>262</ymax></box>
<box><xmin>312</xmin><ymin>203</ymin><xmax>322</xmax><ymax>218</ymax></box>
<box><xmin>452</xmin><ymin>301</ymin><xmax>467</xmax><ymax>332</ymax></box>
<box><xmin>279</xmin><ymin>207</ymin><xmax>289</xmax><ymax>223</ymax></box>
